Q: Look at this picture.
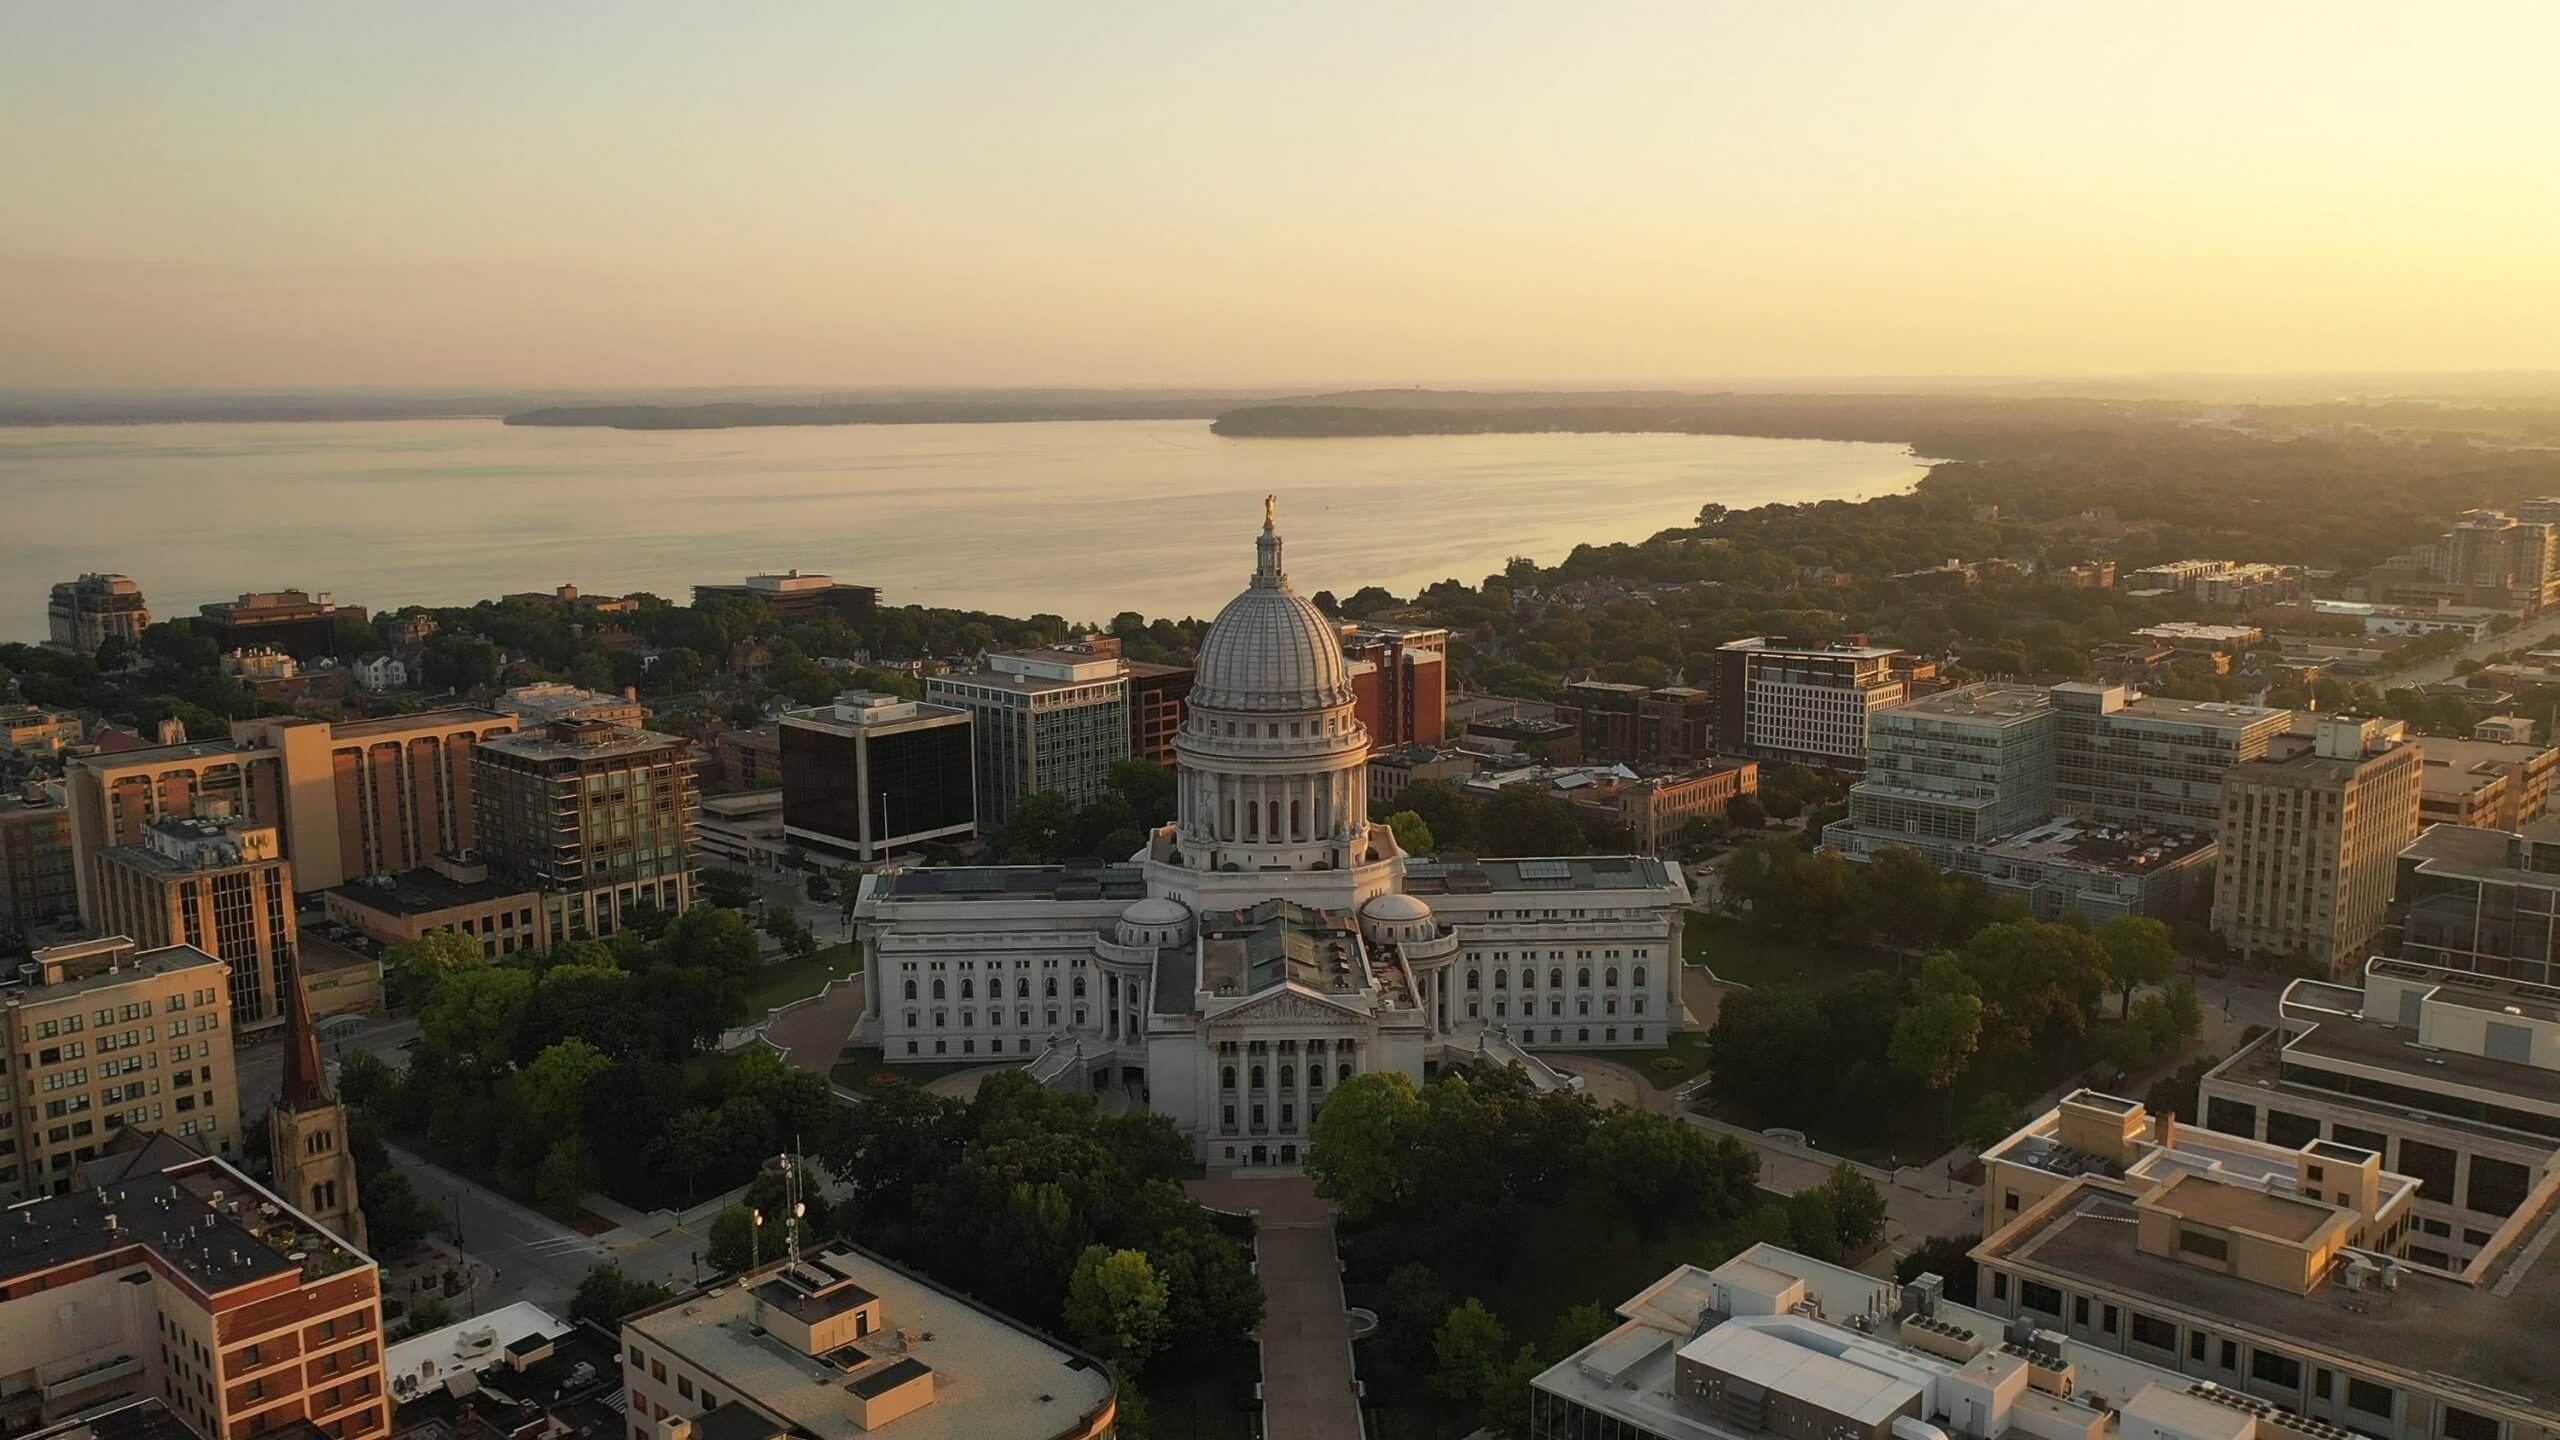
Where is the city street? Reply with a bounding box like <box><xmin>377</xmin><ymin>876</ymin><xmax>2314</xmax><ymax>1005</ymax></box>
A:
<box><xmin>2372</xmin><ymin>605</ymin><xmax>2560</xmax><ymax>689</ymax></box>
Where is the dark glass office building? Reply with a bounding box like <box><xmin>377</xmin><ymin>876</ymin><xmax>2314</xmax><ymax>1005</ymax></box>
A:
<box><xmin>781</xmin><ymin>695</ymin><xmax>977</xmax><ymax>861</ymax></box>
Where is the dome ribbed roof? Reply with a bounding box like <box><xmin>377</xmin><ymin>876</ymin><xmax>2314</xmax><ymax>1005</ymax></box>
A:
<box><xmin>1362</xmin><ymin>892</ymin><xmax>1433</xmax><ymax>923</ymax></box>
<box><xmin>1190</xmin><ymin>504</ymin><xmax>1353</xmax><ymax>713</ymax></box>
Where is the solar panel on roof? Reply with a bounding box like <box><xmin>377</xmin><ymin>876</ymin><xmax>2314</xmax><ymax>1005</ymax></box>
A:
<box><xmin>1518</xmin><ymin>859</ymin><xmax>1572</xmax><ymax>880</ymax></box>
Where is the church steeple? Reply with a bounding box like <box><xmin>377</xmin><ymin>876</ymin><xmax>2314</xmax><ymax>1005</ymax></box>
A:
<box><xmin>269</xmin><ymin>954</ymin><xmax>367</xmax><ymax>1249</ymax></box>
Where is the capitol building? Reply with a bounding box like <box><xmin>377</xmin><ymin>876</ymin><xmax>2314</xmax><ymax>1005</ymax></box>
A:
<box><xmin>852</xmin><ymin>504</ymin><xmax>1691</xmax><ymax>1167</ymax></box>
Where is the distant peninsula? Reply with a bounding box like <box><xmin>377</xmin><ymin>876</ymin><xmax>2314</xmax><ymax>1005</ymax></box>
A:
<box><xmin>505</xmin><ymin>396</ymin><xmax>1259</xmax><ymax>430</ymax></box>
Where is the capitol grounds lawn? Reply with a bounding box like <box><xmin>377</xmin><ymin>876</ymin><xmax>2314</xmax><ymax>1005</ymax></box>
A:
<box><xmin>739</xmin><ymin>942</ymin><xmax>862</xmax><ymax>1013</ymax></box>
<box><xmin>1683</xmin><ymin>911</ymin><xmax>1891</xmax><ymax>994</ymax></box>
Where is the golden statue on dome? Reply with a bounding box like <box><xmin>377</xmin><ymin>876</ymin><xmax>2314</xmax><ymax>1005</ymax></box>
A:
<box><xmin>1263</xmin><ymin>494</ymin><xmax>1277</xmax><ymax>528</ymax></box>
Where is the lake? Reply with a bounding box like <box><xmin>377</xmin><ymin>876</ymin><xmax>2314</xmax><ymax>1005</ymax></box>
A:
<box><xmin>0</xmin><ymin>419</ymin><xmax>1929</xmax><ymax>643</ymax></box>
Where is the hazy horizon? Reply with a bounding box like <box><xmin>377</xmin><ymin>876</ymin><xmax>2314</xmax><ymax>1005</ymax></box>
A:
<box><xmin>8</xmin><ymin>3</ymin><xmax>2557</xmax><ymax>390</ymax></box>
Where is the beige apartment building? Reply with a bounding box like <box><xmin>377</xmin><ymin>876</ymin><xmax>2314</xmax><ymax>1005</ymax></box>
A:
<box><xmin>94</xmin><ymin>816</ymin><xmax>298</xmax><ymax>1030</ymax></box>
<box><xmin>1</xmin><ymin>936</ymin><xmax>238</xmax><ymax>1199</ymax></box>
<box><xmin>0</xmin><ymin>707</ymin><xmax>82</xmax><ymax>757</ymax></box>
<box><xmin>621</xmin><ymin>1247</ymin><xmax>1116</xmax><ymax>1440</ymax></box>
<box><xmin>0</xmin><ymin>1137</ymin><xmax>385</xmax><ymax>1440</ymax></box>
<box><xmin>64</xmin><ymin>710</ymin><xmax>518</xmax><ymax>920</ymax></box>
<box><xmin>496</xmin><ymin>682</ymin><xmax>649</xmax><ymax>729</ymax></box>
<box><xmin>473</xmin><ymin>720</ymin><xmax>698</xmax><ymax>941</ymax></box>
<box><xmin>1974</xmin><ymin>1087</ymin><xmax>2560</xmax><ymax>1440</ymax></box>
<box><xmin>2214</xmin><ymin>715</ymin><xmax>2425</xmax><ymax>978</ymax></box>
<box><xmin>2415</xmin><ymin>733</ymin><xmax>2560</xmax><ymax>832</ymax></box>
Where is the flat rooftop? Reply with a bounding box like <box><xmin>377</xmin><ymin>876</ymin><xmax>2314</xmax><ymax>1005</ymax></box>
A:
<box><xmin>1981</xmin><ymin>817</ymin><xmax>2214</xmax><ymax>874</ymax></box>
<box><xmin>0</xmin><ymin>1153</ymin><xmax>365</xmax><ymax>1294</ymax></box>
<box><xmin>1889</xmin><ymin>683</ymin><xmax>2052</xmax><ymax>721</ymax></box>
<box><xmin>1982</xmin><ymin>1186</ymin><xmax>2560</xmax><ymax>1415</ymax></box>
<box><xmin>477</xmin><ymin>724</ymin><xmax>689</xmax><ymax>762</ymax></box>
<box><xmin>1403</xmin><ymin>854</ymin><xmax>1676</xmax><ymax>895</ymax></box>
<box><xmin>7</xmin><ymin>941</ymin><xmax>224</xmax><ymax>1004</ymax></box>
<box><xmin>330</xmin><ymin>707</ymin><xmax>511</xmax><ymax>738</ymax></box>
<box><xmin>2283</xmin><ymin>1014</ymin><xmax>2560</xmax><ymax>1108</ymax></box>
<box><xmin>870</xmin><ymin>863</ymin><xmax>1149</xmax><ymax>904</ymax></box>
<box><xmin>2112</xmin><ymin>696</ymin><xmax>2289</xmax><ymax>729</ymax></box>
<box><xmin>2145</xmin><ymin>1171</ymin><xmax>2337</xmax><ymax>1244</ymax></box>
<box><xmin>328</xmin><ymin>865</ymin><xmax>535</xmax><ymax>918</ymax></box>
<box><xmin>626</xmin><ymin>1248</ymin><xmax>1114</xmax><ymax>1440</ymax></box>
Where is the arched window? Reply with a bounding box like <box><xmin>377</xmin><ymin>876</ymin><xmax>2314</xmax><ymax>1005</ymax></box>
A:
<box><xmin>961</xmin><ymin>979</ymin><xmax>975</xmax><ymax>1000</ymax></box>
<box><xmin>1251</xmin><ymin>1066</ymin><xmax>1267</xmax><ymax>1088</ymax></box>
<box><xmin>1045</xmin><ymin>976</ymin><xmax>1058</xmax><ymax>998</ymax></box>
<box><xmin>1492</xmin><ymin>971</ymin><xmax>1507</xmax><ymax>989</ymax></box>
<box><xmin>1466</xmin><ymin>971</ymin><xmax>1480</xmax><ymax>990</ymax></box>
<box><xmin>1310</xmin><ymin>1066</ymin><xmax>1326</xmax><ymax>1088</ymax></box>
<box><xmin>1222</xmin><ymin>1066</ymin><xmax>1236</xmax><ymax>1089</ymax></box>
<box><xmin>1522</xmin><ymin>969</ymin><xmax>1536</xmax><ymax>990</ymax></box>
<box><xmin>1632</xmin><ymin>965</ymin><xmax>1647</xmax><ymax>988</ymax></box>
<box><xmin>1549</xmin><ymin>968</ymin><xmax>1564</xmax><ymax>991</ymax></box>
<box><xmin>1337</xmin><ymin>1063</ymin><xmax>1352</xmax><ymax>1083</ymax></box>
<box><xmin>1016</xmin><ymin>978</ymin><xmax>1030</xmax><ymax>998</ymax></box>
<box><xmin>931</xmin><ymin>978</ymin><xmax>946</xmax><ymax>1001</ymax></box>
<box><xmin>1279</xmin><ymin>1065</ymin><xmax>1295</xmax><ymax>1088</ymax></box>
<box><xmin>903</xmin><ymin>979</ymin><xmax>917</xmax><ymax>1001</ymax></box>
<box><xmin>1073</xmin><ymin>976</ymin><xmax>1087</xmax><ymax>997</ymax></box>
<box><xmin>1604</xmin><ymin>967</ymin><xmax>1619</xmax><ymax>988</ymax></box>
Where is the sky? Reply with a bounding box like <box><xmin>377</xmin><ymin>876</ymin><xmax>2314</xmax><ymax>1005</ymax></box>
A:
<box><xmin>5</xmin><ymin>2</ymin><xmax>2557</xmax><ymax>389</ymax></box>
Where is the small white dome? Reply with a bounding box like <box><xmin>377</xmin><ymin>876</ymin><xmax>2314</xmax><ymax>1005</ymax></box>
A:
<box><xmin>1122</xmin><ymin>895</ymin><xmax>1190</xmax><ymax>928</ymax></box>
<box><xmin>1361</xmin><ymin>892</ymin><xmax>1433</xmax><ymax>924</ymax></box>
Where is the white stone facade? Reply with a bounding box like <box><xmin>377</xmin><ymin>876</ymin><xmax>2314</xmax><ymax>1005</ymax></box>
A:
<box><xmin>854</xmin><ymin>506</ymin><xmax>1689</xmax><ymax>1167</ymax></box>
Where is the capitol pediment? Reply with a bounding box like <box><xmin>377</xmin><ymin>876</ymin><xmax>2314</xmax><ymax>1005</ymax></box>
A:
<box><xmin>1204</xmin><ymin>985</ymin><xmax>1371</xmax><ymax>1028</ymax></box>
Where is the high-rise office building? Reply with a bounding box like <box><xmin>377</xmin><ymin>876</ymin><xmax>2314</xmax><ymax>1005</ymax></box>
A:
<box><xmin>779</xmin><ymin>693</ymin><xmax>976</xmax><ymax>862</ymax></box>
<box><xmin>45</xmin><ymin>573</ymin><xmax>150</xmax><ymax>656</ymax></box>
<box><xmin>0</xmin><ymin>786</ymin><xmax>76</xmax><ymax>931</ymax></box>
<box><xmin>2</xmin><ymin>936</ymin><xmax>240</xmax><ymax>1193</ymax></box>
<box><xmin>692</xmin><ymin>569</ymin><xmax>879</xmax><ymax>626</ymax></box>
<box><xmin>1125</xmin><ymin>660</ymin><xmax>1194</xmax><ymax>765</ymax></box>
<box><xmin>192</xmin><ymin>589</ymin><xmax>367</xmax><ymax>660</ymax></box>
<box><xmin>2367</xmin><ymin>509</ymin><xmax>2560</xmax><ymax>614</ymax></box>
<box><xmin>0</xmin><ymin>1109</ymin><xmax>385</xmax><ymax>1440</ymax></box>
<box><xmin>2214</xmin><ymin>715</ymin><xmax>2425</xmax><ymax>977</ymax></box>
<box><xmin>1710</xmin><ymin>636</ymin><xmax>1908</xmax><ymax>768</ymax></box>
<box><xmin>64</xmin><ymin>709</ymin><xmax>518</xmax><ymax>920</ymax></box>
<box><xmin>472</xmin><ymin>719</ymin><xmax>699</xmax><ymax>940</ymax></box>
<box><xmin>1563</xmin><ymin>679</ymin><xmax>1714</xmax><ymax>768</ymax></box>
<box><xmin>2049</xmin><ymin>682</ymin><xmax>2291</xmax><ymax>834</ymax></box>
<box><xmin>94</xmin><ymin>814</ymin><xmax>299</xmax><ymax>1029</ymax></box>
<box><xmin>1341</xmin><ymin>621</ymin><xmax>1448</xmax><ymax>748</ymax></box>
<box><xmin>925</xmin><ymin>645</ymin><xmax>1128</xmax><ymax>828</ymax></box>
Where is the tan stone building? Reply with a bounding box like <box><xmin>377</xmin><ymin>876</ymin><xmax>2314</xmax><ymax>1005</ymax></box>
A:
<box><xmin>94</xmin><ymin>816</ymin><xmax>299</xmax><ymax>1030</ymax></box>
<box><xmin>496</xmin><ymin>682</ymin><xmax>649</xmax><ymax>729</ymax></box>
<box><xmin>2415</xmin><ymin>733</ymin><xmax>2560</xmax><ymax>832</ymax></box>
<box><xmin>45</xmin><ymin>573</ymin><xmax>150</xmax><ymax>656</ymax></box>
<box><xmin>64</xmin><ymin>710</ymin><xmax>518</xmax><ymax>921</ymax></box>
<box><xmin>321</xmin><ymin>852</ymin><xmax>546</xmax><ymax>960</ymax></box>
<box><xmin>622</xmin><ymin>1247</ymin><xmax>1115</xmax><ymax>1440</ymax></box>
<box><xmin>2213</xmin><ymin>715</ymin><xmax>2425</xmax><ymax>978</ymax></box>
<box><xmin>1</xmin><ymin>936</ymin><xmax>238</xmax><ymax>1197</ymax></box>
<box><xmin>0</xmin><ymin>706</ymin><xmax>82</xmax><ymax>757</ymax></box>
<box><xmin>0</xmin><ymin>788</ymin><xmax>77</xmax><ymax>932</ymax></box>
<box><xmin>0</xmin><ymin>1135</ymin><xmax>385</xmax><ymax>1440</ymax></box>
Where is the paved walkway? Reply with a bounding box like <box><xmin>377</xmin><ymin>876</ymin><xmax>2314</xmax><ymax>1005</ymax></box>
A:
<box><xmin>763</xmin><ymin>976</ymin><xmax>865</xmax><ymax>1075</ymax></box>
<box><xmin>1186</xmin><ymin>1176</ymin><xmax>1359</xmax><ymax>1440</ymax></box>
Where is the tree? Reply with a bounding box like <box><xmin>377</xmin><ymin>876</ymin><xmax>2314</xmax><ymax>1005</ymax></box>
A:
<box><xmin>398</xmin><ymin>1296</ymin><xmax>456</xmax><ymax>1339</ymax></box>
<box><xmin>1784</xmin><ymin>1188</ymin><xmax>1842</xmax><ymax>1262</ymax></box>
<box><xmin>385</xmin><ymin>929</ymin><xmax>482</xmax><ymax>1005</ymax></box>
<box><xmin>698</xmin><ymin>867</ymin><xmax>760</xmax><ymax>911</ymax></box>
<box><xmin>1818</xmin><ymin>1164</ymin><xmax>1889</xmax><ymax>1253</ymax></box>
<box><xmin>1725</xmin><ymin>794</ymin><xmax>1766</xmax><ymax>830</ymax></box>
<box><xmin>1003</xmin><ymin>791</ymin><xmax>1079</xmax><ymax>863</ymax></box>
<box><xmin>420</xmin><ymin>966</ymin><xmax>535</xmax><ymax>1084</ymax></box>
<box><xmin>1387</xmin><ymin>781</ymin><xmax>1477</xmax><ymax>852</ymax></box>
<box><xmin>1064</xmin><ymin>1246</ymin><xmax>1171</xmax><ymax>1378</ymax></box>
<box><xmin>1482</xmin><ymin>1343</ymin><xmax>1549</xmax><ymax>1440</ymax></box>
<box><xmin>1431</xmin><ymin>1299</ymin><xmax>1510</xmax><ymax>1409</ymax></box>
<box><xmin>2097</xmin><ymin>915</ymin><xmax>2178</xmax><ymax>1017</ymax></box>
<box><xmin>660</xmin><ymin>905</ymin><xmax>763</xmax><ymax>975</ymax></box>
<box><xmin>519</xmin><ymin>1038</ymin><xmax>614</xmax><ymax>1141</ymax></box>
<box><xmin>1547</xmin><ymin>1302</ymin><xmax>1616</xmax><ymax>1362</ymax></box>
<box><xmin>1478</xmin><ymin>786</ymin><xmax>1593</xmax><ymax>856</ymax></box>
<box><xmin>1960</xmin><ymin>1092</ymin><xmax>2023</xmax><ymax>1152</ymax></box>
<box><xmin>1384</xmin><ymin>809</ymin><xmax>1436</xmax><ymax>857</ymax></box>
<box><xmin>657</xmin><ymin>1106</ymin><xmax>728</xmax><ymax>1203</ymax></box>
<box><xmin>534</xmin><ymin>1137</ymin><xmax>595</xmax><ymax>1217</ymax></box>
<box><xmin>1381</xmin><ymin>1262</ymin><xmax>1452</xmax><ymax>1364</ymax></box>
<box><xmin>1894</xmin><ymin>1236</ymin><xmax>1981</xmax><ymax>1306</ymax></box>
<box><xmin>1889</xmin><ymin>980</ymin><xmax>1982</xmax><ymax>1094</ymax></box>
<box><xmin>572</xmin><ymin>1261</ymin><xmax>675</xmax><ymax>1327</ymax></box>
<box><xmin>706</xmin><ymin>1205</ymin><xmax>762</xmax><ymax>1274</ymax></box>
<box><xmin>1860</xmin><ymin>847</ymin><xmax>1954</xmax><ymax>956</ymax></box>
<box><xmin>1304</xmin><ymin>1072</ymin><xmax>1423</xmax><ymax>1223</ymax></box>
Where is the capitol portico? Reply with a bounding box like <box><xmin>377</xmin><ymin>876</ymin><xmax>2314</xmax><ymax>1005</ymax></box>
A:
<box><xmin>853</xmin><ymin>502</ymin><xmax>1692</xmax><ymax>1167</ymax></box>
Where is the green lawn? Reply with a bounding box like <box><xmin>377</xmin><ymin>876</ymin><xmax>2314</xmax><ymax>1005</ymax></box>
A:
<box><xmin>1683</xmin><ymin>913</ymin><xmax>1891</xmax><ymax>993</ymax></box>
<box><xmin>1556</xmin><ymin>1029</ymin><xmax>1713</xmax><ymax>1088</ymax></box>
<box><xmin>740</xmin><ymin>943</ymin><xmax>860</xmax><ymax>1013</ymax></box>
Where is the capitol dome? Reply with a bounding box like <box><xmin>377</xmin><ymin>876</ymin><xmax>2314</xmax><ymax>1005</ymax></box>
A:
<box><xmin>1360</xmin><ymin>890</ymin><xmax>1437</xmax><ymax>945</ymax></box>
<box><xmin>1189</xmin><ymin>502</ymin><xmax>1353</xmax><ymax>713</ymax></box>
<box><xmin>1361</xmin><ymin>892</ymin><xmax>1432</xmax><ymax>924</ymax></box>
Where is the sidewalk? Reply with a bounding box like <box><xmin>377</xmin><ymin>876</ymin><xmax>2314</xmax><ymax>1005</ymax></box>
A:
<box><xmin>1185</xmin><ymin>1176</ymin><xmax>1357</xmax><ymax>1440</ymax></box>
